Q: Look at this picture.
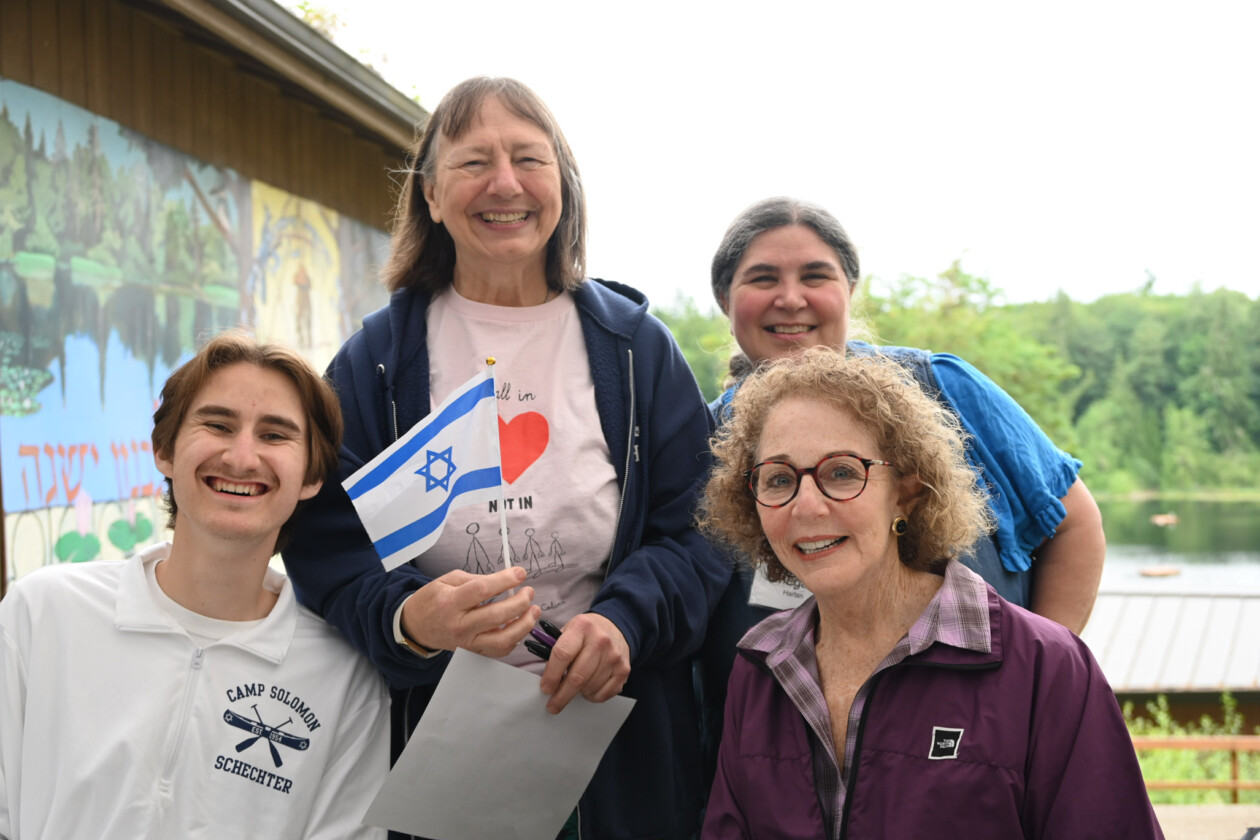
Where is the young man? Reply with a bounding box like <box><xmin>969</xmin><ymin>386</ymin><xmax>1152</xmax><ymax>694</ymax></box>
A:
<box><xmin>0</xmin><ymin>331</ymin><xmax>389</xmax><ymax>840</ymax></box>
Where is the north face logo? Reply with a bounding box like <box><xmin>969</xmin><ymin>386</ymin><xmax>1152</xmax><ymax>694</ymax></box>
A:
<box><xmin>929</xmin><ymin>726</ymin><xmax>964</xmax><ymax>759</ymax></box>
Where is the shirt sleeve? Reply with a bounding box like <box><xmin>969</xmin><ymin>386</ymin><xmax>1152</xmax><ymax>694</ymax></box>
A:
<box><xmin>1022</xmin><ymin>633</ymin><xmax>1164</xmax><ymax>838</ymax></box>
<box><xmin>0</xmin><ymin>592</ymin><xmax>29</xmax><ymax>840</ymax></box>
<box><xmin>931</xmin><ymin>353</ymin><xmax>1081</xmax><ymax>573</ymax></box>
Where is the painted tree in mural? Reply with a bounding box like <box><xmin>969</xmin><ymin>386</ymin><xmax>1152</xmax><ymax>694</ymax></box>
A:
<box><xmin>0</xmin><ymin>82</ymin><xmax>390</xmax><ymax>576</ymax></box>
<box><xmin>0</xmin><ymin>106</ymin><xmax>54</xmax><ymax>416</ymax></box>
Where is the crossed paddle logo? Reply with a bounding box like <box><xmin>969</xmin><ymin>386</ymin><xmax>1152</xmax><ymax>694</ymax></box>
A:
<box><xmin>223</xmin><ymin>704</ymin><xmax>311</xmax><ymax>768</ymax></box>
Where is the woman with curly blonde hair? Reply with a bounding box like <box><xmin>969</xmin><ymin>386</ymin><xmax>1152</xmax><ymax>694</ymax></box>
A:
<box><xmin>698</xmin><ymin>348</ymin><xmax>1161</xmax><ymax>839</ymax></box>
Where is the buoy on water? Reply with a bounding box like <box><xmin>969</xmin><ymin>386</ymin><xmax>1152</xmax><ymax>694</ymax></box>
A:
<box><xmin>1139</xmin><ymin>565</ymin><xmax>1181</xmax><ymax>577</ymax></box>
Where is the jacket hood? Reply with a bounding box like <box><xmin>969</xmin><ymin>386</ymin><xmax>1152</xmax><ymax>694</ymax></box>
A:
<box><xmin>574</xmin><ymin>278</ymin><xmax>649</xmax><ymax>342</ymax></box>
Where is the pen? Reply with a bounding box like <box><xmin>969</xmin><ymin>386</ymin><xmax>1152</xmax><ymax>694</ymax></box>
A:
<box><xmin>530</xmin><ymin>627</ymin><xmax>557</xmax><ymax>648</ymax></box>
<box><xmin>524</xmin><ymin>638</ymin><xmax>552</xmax><ymax>661</ymax></box>
<box><xmin>539</xmin><ymin>619</ymin><xmax>563</xmax><ymax>640</ymax></box>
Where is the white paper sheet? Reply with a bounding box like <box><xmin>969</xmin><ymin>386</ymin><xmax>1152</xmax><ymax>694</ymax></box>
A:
<box><xmin>363</xmin><ymin>649</ymin><xmax>635</xmax><ymax>840</ymax></box>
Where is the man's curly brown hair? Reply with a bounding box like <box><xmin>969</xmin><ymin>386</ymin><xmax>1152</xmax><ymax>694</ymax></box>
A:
<box><xmin>697</xmin><ymin>347</ymin><xmax>994</xmax><ymax>581</ymax></box>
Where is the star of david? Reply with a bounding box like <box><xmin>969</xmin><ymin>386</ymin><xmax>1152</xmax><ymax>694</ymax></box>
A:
<box><xmin>416</xmin><ymin>447</ymin><xmax>457</xmax><ymax>492</ymax></box>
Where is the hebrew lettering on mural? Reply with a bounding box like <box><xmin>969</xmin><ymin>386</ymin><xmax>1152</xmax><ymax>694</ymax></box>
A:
<box><xmin>57</xmin><ymin>443</ymin><xmax>100</xmax><ymax>504</ymax></box>
<box><xmin>17</xmin><ymin>444</ymin><xmax>44</xmax><ymax>506</ymax></box>
<box><xmin>15</xmin><ymin>438</ymin><xmax>158</xmax><ymax>510</ymax></box>
<box><xmin>129</xmin><ymin>439</ymin><xmax>156</xmax><ymax>498</ymax></box>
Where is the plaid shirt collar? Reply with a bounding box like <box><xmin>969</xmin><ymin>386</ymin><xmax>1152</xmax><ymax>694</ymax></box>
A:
<box><xmin>738</xmin><ymin>561</ymin><xmax>992</xmax><ymax>839</ymax></box>
<box><xmin>739</xmin><ymin>560</ymin><xmax>992</xmax><ymax>664</ymax></box>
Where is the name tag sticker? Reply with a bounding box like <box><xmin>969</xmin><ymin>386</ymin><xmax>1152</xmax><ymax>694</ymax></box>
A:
<box><xmin>748</xmin><ymin>567</ymin><xmax>811</xmax><ymax>611</ymax></box>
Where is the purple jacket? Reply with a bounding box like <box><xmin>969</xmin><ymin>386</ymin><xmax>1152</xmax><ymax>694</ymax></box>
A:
<box><xmin>703</xmin><ymin>587</ymin><xmax>1164</xmax><ymax>839</ymax></box>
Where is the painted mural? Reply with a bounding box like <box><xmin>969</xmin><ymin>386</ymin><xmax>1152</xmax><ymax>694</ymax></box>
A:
<box><xmin>0</xmin><ymin>79</ymin><xmax>392</xmax><ymax>584</ymax></box>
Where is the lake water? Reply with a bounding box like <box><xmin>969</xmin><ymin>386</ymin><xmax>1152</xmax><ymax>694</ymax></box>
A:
<box><xmin>1096</xmin><ymin>499</ymin><xmax>1260</xmax><ymax>594</ymax></box>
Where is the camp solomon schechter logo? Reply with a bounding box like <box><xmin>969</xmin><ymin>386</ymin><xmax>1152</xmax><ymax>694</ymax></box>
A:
<box><xmin>215</xmin><ymin>682</ymin><xmax>323</xmax><ymax>794</ymax></box>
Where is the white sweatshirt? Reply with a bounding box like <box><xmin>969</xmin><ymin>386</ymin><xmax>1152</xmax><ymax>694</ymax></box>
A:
<box><xmin>0</xmin><ymin>543</ymin><xmax>389</xmax><ymax>839</ymax></box>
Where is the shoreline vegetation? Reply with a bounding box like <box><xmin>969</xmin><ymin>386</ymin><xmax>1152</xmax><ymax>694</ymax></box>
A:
<box><xmin>653</xmin><ymin>270</ymin><xmax>1259</xmax><ymax>500</ymax></box>
<box><xmin>1096</xmin><ymin>489</ymin><xmax>1260</xmax><ymax>503</ymax></box>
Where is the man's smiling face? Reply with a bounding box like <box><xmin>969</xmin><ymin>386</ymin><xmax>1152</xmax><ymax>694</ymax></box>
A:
<box><xmin>155</xmin><ymin>362</ymin><xmax>322</xmax><ymax>553</ymax></box>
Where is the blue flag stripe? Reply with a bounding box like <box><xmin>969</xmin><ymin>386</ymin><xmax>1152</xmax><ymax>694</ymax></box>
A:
<box><xmin>346</xmin><ymin>377</ymin><xmax>496</xmax><ymax>501</ymax></box>
<box><xmin>372</xmin><ymin>467</ymin><xmax>502</xmax><ymax>559</ymax></box>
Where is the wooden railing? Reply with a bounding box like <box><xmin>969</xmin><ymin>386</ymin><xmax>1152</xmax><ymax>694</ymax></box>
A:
<box><xmin>1131</xmin><ymin>736</ymin><xmax>1260</xmax><ymax>803</ymax></box>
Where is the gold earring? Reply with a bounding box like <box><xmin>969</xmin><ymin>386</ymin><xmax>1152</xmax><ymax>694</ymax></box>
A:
<box><xmin>891</xmin><ymin>516</ymin><xmax>908</xmax><ymax>536</ymax></box>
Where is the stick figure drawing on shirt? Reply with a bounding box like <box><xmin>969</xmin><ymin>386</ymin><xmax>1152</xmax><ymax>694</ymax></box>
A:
<box><xmin>548</xmin><ymin>531</ymin><xmax>566</xmax><ymax>572</ymax></box>
<box><xmin>497</xmin><ymin>527</ymin><xmax>519</xmax><ymax>571</ymax></box>
<box><xmin>465</xmin><ymin>523</ymin><xmax>492</xmax><ymax>574</ymax></box>
<box><xmin>521</xmin><ymin>528</ymin><xmax>545</xmax><ymax>578</ymax></box>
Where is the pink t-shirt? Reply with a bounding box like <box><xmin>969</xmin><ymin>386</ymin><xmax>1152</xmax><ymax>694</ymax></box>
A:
<box><xmin>421</xmin><ymin>287</ymin><xmax>620</xmax><ymax>672</ymax></box>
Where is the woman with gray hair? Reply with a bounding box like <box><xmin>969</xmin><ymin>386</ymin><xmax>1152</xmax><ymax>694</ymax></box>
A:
<box><xmin>283</xmin><ymin>77</ymin><xmax>727</xmax><ymax>839</ymax></box>
<box><xmin>698</xmin><ymin>348</ymin><xmax>1160</xmax><ymax>839</ymax></box>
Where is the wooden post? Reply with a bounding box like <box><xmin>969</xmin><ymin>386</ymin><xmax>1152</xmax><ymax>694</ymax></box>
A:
<box><xmin>1233</xmin><ymin>746</ymin><xmax>1241</xmax><ymax>805</ymax></box>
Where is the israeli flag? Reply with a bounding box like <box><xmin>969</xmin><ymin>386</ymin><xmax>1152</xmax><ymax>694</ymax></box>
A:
<box><xmin>343</xmin><ymin>369</ymin><xmax>503</xmax><ymax>571</ymax></box>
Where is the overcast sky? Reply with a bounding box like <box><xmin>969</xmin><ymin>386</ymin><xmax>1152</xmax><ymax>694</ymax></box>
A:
<box><xmin>301</xmin><ymin>0</ymin><xmax>1260</xmax><ymax>309</ymax></box>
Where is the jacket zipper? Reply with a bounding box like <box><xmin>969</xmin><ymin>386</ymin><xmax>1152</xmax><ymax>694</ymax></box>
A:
<box><xmin>837</xmin><ymin>668</ymin><xmax>883</xmax><ymax>840</ymax></box>
<box><xmin>162</xmin><ymin>648</ymin><xmax>204</xmax><ymax>781</ymax></box>
<box><xmin>835</xmin><ymin>656</ymin><xmax>1000</xmax><ymax>838</ymax></box>
<box><xmin>604</xmin><ymin>348</ymin><xmax>636</xmax><ymax>582</ymax></box>
<box><xmin>573</xmin><ymin>347</ymin><xmax>637</xmax><ymax>840</ymax></box>
<box><xmin>381</xmin><ymin>343</ymin><xmax>630</xmax><ymax>840</ymax></box>
<box><xmin>377</xmin><ymin>363</ymin><xmax>400</xmax><ymax>442</ymax></box>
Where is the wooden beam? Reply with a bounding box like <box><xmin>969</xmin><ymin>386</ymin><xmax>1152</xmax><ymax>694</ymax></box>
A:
<box><xmin>0</xmin><ymin>0</ymin><xmax>33</xmax><ymax>83</ymax></box>
<box><xmin>155</xmin><ymin>0</ymin><xmax>414</xmax><ymax>152</ymax></box>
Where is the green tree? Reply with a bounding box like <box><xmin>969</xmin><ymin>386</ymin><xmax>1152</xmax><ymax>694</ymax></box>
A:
<box><xmin>650</xmin><ymin>294</ymin><xmax>733</xmax><ymax>402</ymax></box>
<box><xmin>857</xmin><ymin>263</ymin><xmax>1081</xmax><ymax>446</ymax></box>
<box><xmin>1175</xmin><ymin>289</ymin><xmax>1259</xmax><ymax>454</ymax></box>
<box><xmin>1161</xmin><ymin>405</ymin><xmax>1217</xmax><ymax>490</ymax></box>
<box><xmin>1073</xmin><ymin>362</ymin><xmax>1162</xmax><ymax>493</ymax></box>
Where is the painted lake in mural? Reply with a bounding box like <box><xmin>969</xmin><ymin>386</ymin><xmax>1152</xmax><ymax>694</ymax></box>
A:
<box><xmin>1097</xmin><ymin>498</ymin><xmax>1260</xmax><ymax>594</ymax></box>
<box><xmin>0</xmin><ymin>78</ymin><xmax>391</xmax><ymax>581</ymax></box>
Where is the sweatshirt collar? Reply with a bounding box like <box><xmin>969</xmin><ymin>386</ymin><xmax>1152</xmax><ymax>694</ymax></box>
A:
<box><xmin>115</xmin><ymin>541</ymin><xmax>298</xmax><ymax>663</ymax></box>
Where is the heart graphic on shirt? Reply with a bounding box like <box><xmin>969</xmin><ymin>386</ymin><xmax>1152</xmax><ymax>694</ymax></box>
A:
<box><xmin>499</xmin><ymin>412</ymin><xmax>550</xmax><ymax>484</ymax></box>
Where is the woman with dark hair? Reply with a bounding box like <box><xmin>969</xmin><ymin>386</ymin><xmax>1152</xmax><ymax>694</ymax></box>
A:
<box><xmin>708</xmin><ymin>199</ymin><xmax>1102</xmax><ymax>626</ymax></box>
<box><xmin>698</xmin><ymin>349</ymin><xmax>1160</xmax><ymax>839</ymax></box>
<box><xmin>282</xmin><ymin>77</ymin><xmax>727</xmax><ymax>839</ymax></box>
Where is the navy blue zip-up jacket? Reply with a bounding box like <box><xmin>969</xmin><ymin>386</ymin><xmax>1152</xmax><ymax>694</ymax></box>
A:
<box><xmin>283</xmin><ymin>279</ymin><xmax>730</xmax><ymax>840</ymax></box>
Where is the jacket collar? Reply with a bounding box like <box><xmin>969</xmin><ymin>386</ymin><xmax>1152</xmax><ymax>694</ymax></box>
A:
<box><xmin>572</xmin><ymin>279</ymin><xmax>647</xmax><ymax>341</ymax></box>
<box><xmin>381</xmin><ymin>278</ymin><xmax>649</xmax><ymax>351</ymax></box>
<box><xmin>115</xmin><ymin>542</ymin><xmax>298</xmax><ymax>664</ymax></box>
<box><xmin>738</xmin><ymin>562</ymin><xmax>1006</xmax><ymax>671</ymax></box>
